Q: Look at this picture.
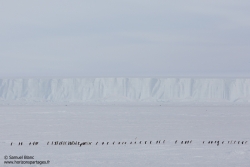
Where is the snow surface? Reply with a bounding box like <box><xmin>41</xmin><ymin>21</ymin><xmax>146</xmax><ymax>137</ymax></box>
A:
<box><xmin>0</xmin><ymin>78</ymin><xmax>250</xmax><ymax>104</ymax></box>
<box><xmin>0</xmin><ymin>105</ymin><xmax>249</xmax><ymax>166</ymax></box>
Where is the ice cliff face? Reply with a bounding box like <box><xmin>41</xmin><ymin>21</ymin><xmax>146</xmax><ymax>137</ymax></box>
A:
<box><xmin>0</xmin><ymin>78</ymin><xmax>249</xmax><ymax>103</ymax></box>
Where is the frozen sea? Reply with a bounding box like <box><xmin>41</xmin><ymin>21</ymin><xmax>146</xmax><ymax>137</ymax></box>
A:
<box><xmin>0</xmin><ymin>105</ymin><xmax>249</xmax><ymax>166</ymax></box>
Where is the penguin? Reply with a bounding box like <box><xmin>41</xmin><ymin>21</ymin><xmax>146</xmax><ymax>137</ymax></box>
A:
<box><xmin>245</xmin><ymin>141</ymin><xmax>248</xmax><ymax>144</ymax></box>
<box><xmin>118</xmin><ymin>142</ymin><xmax>120</xmax><ymax>145</ymax></box>
<box><xmin>113</xmin><ymin>142</ymin><xmax>115</xmax><ymax>145</ymax></box>
<box><xmin>140</xmin><ymin>141</ymin><xmax>142</xmax><ymax>144</ymax></box>
<box><xmin>190</xmin><ymin>140</ymin><xmax>192</xmax><ymax>144</ymax></box>
<box><xmin>96</xmin><ymin>142</ymin><xmax>98</xmax><ymax>145</ymax></box>
<box><xmin>159</xmin><ymin>140</ymin><xmax>161</xmax><ymax>144</ymax></box>
<box><xmin>222</xmin><ymin>141</ymin><xmax>224</xmax><ymax>144</ymax></box>
<box><xmin>47</xmin><ymin>142</ymin><xmax>49</xmax><ymax>145</ymax></box>
<box><xmin>11</xmin><ymin>142</ymin><xmax>13</xmax><ymax>146</ymax></box>
<box><xmin>242</xmin><ymin>141</ymin><xmax>244</xmax><ymax>144</ymax></box>
<box><xmin>107</xmin><ymin>142</ymin><xmax>109</xmax><ymax>145</ymax></box>
<box><xmin>145</xmin><ymin>141</ymin><xmax>147</xmax><ymax>144</ymax></box>
<box><xmin>156</xmin><ymin>141</ymin><xmax>158</xmax><ymax>144</ymax></box>
<box><xmin>181</xmin><ymin>141</ymin><xmax>183</xmax><ymax>144</ymax></box>
<box><xmin>238</xmin><ymin>141</ymin><xmax>240</xmax><ymax>144</ymax></box>
<box><xmin>208</xmin><ymin>141</ymin><xmax>210</xmax><ymax>144</ymax></box>
<box><xmin>134</xmin><ymin>141</ymin><xmax>136</xmax><ymax>144</ymax></box>
<box><xmin>130</xmin><ymin>142</ymin><xmax>132</xmax><ymax>144</ymax></box>
<box><xmin>125</xmin><ymin>142</ymin><xmax>126</xmax><ymax>144</ymax></box>
<box><xmin>203</xmin><ymin>141</ymin><xmax>205</xmax><ymax>144</ymax></box>
<box><xmin>234</xmin><ymin>141</ymin><xmax>236</xmax><ymax>144</ymax></box>
<box><xmin>163</xmin><ymin>140</ymin><xmax>165</xmax><ymax>144</ymax></box>
<box><xmin>150</xmin><ymin>141</ymin><xmax>152</xmax><ymax>144</ymax></box>
<box><xmin>175</xmin><ymin>140</ymin><xmax>178</xmax><ymax>144</ymax></box>
<box><xmin>211</xmin><ymin>141</ymin><xmax>213</xmax><ymax>144</ymax></box>
<box><xmin>102</xmin><ymin>142</ymin><xmax>104</xmax><ymax>145</ymax></box>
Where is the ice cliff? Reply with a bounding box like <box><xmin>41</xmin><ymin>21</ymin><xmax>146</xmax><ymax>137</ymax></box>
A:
<box><xmin>0</xmin><ymin>78</ymin><xmax>249</xmax><ymax>103</ymax></box>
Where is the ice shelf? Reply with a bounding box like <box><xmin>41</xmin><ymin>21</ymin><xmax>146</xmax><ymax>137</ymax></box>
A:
<box><xmin>0</xmin><ymin>78</ymin><xmax>249</xmax><ymax>103</ymax></box>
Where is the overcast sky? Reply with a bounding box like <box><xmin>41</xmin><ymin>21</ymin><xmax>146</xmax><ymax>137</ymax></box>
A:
<box><xmin>0</xmin><ymin>0</ymin><xmax>250</xmax><ymax>77</ymax></box>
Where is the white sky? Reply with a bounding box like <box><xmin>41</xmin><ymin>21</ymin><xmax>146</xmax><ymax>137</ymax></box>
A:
<box><xmin>0</xmin><ymin>0</ymin><xmax>250</xmax><ymax>77</ymax></box>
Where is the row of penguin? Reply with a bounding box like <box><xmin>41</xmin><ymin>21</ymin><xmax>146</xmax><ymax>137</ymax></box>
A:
<box><xmin>12</xmin><ymin>140</ymin><xmax>248</xmax><ymax>146</ymax></box>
